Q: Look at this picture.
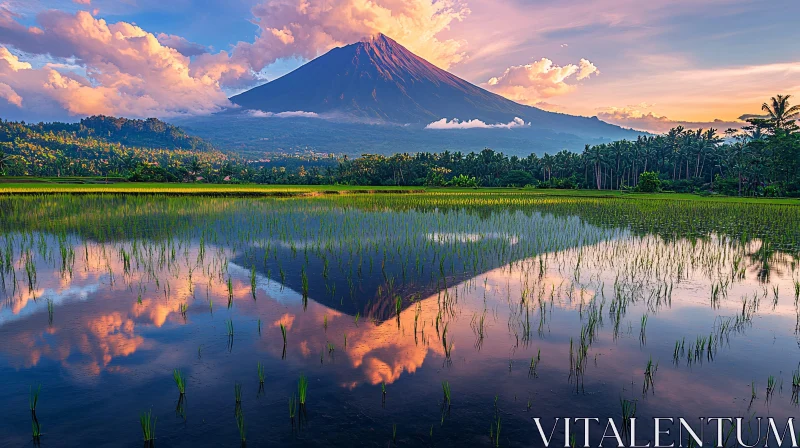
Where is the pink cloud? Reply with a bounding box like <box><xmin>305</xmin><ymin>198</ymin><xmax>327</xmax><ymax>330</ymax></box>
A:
<box><xmin>596</xmin><ymin>105</ymin><xmax>744</xmax><ymax>133</ymax></box>
<box><xmin>156</xmin><ymin>33</ymin><xmax>208</xmax><ymax>57</ymax></box>
<box><xmin>231</xmin><ymin>0</ymin><xmax>470</xmax><ymax>71</ymax></box>
<box><xmin>483</xmin><ymin>57</ymin><xmax>599</xmax><ymax>105</ymax></box>
<box><xmin>0</xmin><ymin>81</ymin><xmax>21</xmax><ymax>106</ymax></box>
<box><xmin>0</xmin><ymin>11</ymin><xmax>250</xmax><ymax>118</ymax></box>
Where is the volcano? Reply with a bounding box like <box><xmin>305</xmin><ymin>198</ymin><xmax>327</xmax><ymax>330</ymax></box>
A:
<box><xmin>229</xmin><ymin>34</ymin><xmax>633</xmax><ymax>138</ymax></box>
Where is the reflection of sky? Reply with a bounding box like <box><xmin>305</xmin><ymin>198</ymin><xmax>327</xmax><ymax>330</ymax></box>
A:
<box><xmin>1</xmin><ymin>223</ymin><xmax>800</xmax><ymax>445</ymax></box>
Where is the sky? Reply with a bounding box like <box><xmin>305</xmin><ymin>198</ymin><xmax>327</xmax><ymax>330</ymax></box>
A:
<box><xmin>0</xmin><ymin>0</ymin><xmax>798</xmax><ymax>132</ymax></box>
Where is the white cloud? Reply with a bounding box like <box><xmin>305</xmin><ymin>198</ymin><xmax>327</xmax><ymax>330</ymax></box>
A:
<box><xmin>425</xmin><ymin>117</ymin><xmax>529</xmax><ymax>129</ymax></box>
<box><xmin>248</xmin><ymin>109</ymin><xmax>319</xmax><ymax>118</ymax></box>
<box><xmin>484</xmin><ymin>57</ymin><xmax>599</xmax><ymax>105</ymax></box>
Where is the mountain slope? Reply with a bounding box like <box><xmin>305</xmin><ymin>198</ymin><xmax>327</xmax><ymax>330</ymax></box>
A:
<box><xmin>229</xmin><ymin>34</ymin><xmax>634</xmax><ymax>139</ymax></box>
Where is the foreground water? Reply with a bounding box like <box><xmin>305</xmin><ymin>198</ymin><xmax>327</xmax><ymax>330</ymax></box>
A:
<box><xmin>1</xmin><ymin>194</ymin><xmax>800</xmax><ymax>447</ymax></box>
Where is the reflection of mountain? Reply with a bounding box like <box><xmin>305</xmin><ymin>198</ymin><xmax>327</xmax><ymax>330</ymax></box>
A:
<box><xmin>230</xmin><ymin>216</ymin><xmax>615</xmax><ymax>321</ymax></box>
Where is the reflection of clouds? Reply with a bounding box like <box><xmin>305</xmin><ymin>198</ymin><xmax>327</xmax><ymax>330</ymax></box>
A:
<box><xmin>0</xmin><ymin>282</ymin><xmax>100</xmax><ymax>326</ymax></box>
<box><xmin>273</xmin><ymin>313</ymin><xmax>296</xmax><ymax>330</ymax></box>
<box><xmin>0</xmin><ymin>238</ymin><xmax>290</xmax><ymax>377</ymax></box>
<box><xmin>426</xmin><ymin>232</ymin><xmax>519</xmax><ymax>245</ymax></box>
<box><xmin>85</xmin><ymin>312</ymin><xmax>145</xmax><ymax>373</ymax></box>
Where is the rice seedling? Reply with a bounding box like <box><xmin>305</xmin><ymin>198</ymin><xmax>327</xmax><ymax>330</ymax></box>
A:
<box><xmin>226</xmin><ymin>319</ymin><xmax>234</xmax><ymax>337</ymax></box>
<box><xmin>46</xmin><ymin>298</ymin><xmax>53</xmax><ymax>325</ymax></box>
<box><xmin>289</xmin><ymin>394</ymin><xmax>297</xmax><ymax>420</ymax></box>
<box><xmin>140</xmin><ymin>409</ymin><xmax>156</xmax><ymax>443</ymax></box>
<box><xmin>493</xmin><ymin>416</ymin><xmax>501</xmax><ymax>447</ymax></box>
<box><xmin>173</xmin><ymin>369</ymin><xmax>186</xmax><ymax>395</ymax></box>
<box><xmin>29</xmin><ymin>384</ymin><xmax>41</xmax><ymax>412</ymax></box>
<box><xmin>250</xmin><ymin>265</ymin><xmax>257</xmax><ymax>300</ymax></box>
<box><xmin>620</xmin><ymin>398</ymin><xmax>636</xmax><ymax>434</ymax></box>
<box><xmin>298</xmin><ymin>375</ymin><xmax>308</xmax><ymax>406</ymax></box>
<box><xmin>794</xmin><ymin>280</ymin><xmax>800</xmax><ymax>304</ymax></box>
<box><xmin>235</xmin><ymin>410</ymin><xmax>246</xmax><ymax>443</ymax></box>
<box><xmin>392</xmin><ymin>423</ymin><xmax>397</xmax><ymax>444</ymax></box>
<box><xmin>639</xmin><ymin>314</ymin><xmax>648</xmax><ymax>342</ymax></box>
<box><xmin>31</xmin><ymin>412</ymin><xmax>42</xmax><ymax>441</ymax></box>
<box><xmin>257</xmin><ymin>362</ymin><xmax>265</xmax><ymax>384</ymax></box>
<box><xmin>643</xmin><ymin>356</ymin><xmax>658</xmax><ymax>394</ymax></box>
<box><xmin>234</xmin><ymin>382</ymin><xmax>243</xmax><ymax>403</ymax></box>
<box><xmin>442</xmin><ymin>381</ymin><xmax>451</xmax><ymax>408</ymax></box>
<box><xmin>766</xmin><ymin>375</ymin><xmax>776</xmax><ymax>398</ymax></box>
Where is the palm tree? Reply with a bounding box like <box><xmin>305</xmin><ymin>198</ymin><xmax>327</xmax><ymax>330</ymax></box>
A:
<box><xmin>0</xmin><ymin>149</ymin><xmax>11</xmax><ymax>175</ymax></box>
<box><xmin>761</xmin><ymin>94</ymin><xmax>800</xmax><ymax>131</ymax></box>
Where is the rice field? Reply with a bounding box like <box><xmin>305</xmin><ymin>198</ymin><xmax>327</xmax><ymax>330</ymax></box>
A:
<box><xmin>0</xmin><ymin>193</ymin><xmax>799</xmax><ymax>446</ymax></box>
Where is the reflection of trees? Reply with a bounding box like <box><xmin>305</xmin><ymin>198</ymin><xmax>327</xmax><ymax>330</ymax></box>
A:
<box><xmin>745</xmin><ymin>240</ymin><xmax>794</xmax><ymax>283</ymax></box>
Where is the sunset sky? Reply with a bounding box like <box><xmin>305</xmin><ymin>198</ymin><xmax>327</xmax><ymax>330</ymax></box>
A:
<box><xmin>0</xmin><ymin>0</ymin><xmax>798</xmax><ymax>132</ymax></box>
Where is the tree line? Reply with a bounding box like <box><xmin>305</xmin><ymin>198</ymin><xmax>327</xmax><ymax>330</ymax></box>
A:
<box><xmin>1</xmin><ymin>95</ymin><xmax>798</xmax><ymax>196</ymax></box>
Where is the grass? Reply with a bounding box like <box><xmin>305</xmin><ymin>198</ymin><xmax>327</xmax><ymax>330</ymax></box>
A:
<box><xmin>173</xmin><ymin>369</ymin><xmax>186</xmax><ymax>395</ymax></box>
<box><xmin>140</xmin><ymin>409</ymin><xmax>156</xmax><ymax>442</ymax></box>
<box><xmin>2</xmin><ymin>181</ymin><xmax>799</xmax><ymax>204</ymax></box>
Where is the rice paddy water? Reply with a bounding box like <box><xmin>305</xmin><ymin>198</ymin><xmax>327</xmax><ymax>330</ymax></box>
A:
<box><xmin>0</xmin><ymin>193</ymin><xmax>799</xmax><ymax>446</ymax></box>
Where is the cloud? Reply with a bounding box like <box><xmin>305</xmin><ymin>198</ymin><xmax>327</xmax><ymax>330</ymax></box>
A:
<box><xmin>231</xmin><ymin>0</ymin><xmax>470</xmax><ymax>71</ymax></box>
<box><xmin>596</xmin><ymin>105</ymin><xmax>744</xmax><ymax>133</ymax></box>
<box><xmin>484</xmin><ymin>57</ymin><xmax>599</xmax><ymax>105</ymax></box>
<box><xmin>0</xmin><ymin>81</ymin><xmax>21</xmax><ymax>106</ymax></box>
<box><xmin>0</xmin><ymin>10</ymin><xmax>252</xmax><ymax>118</ymax></box>
<box><xmin>425</xmin><ymin>116</ymin><xmax>529</xmax><ymax>129</ymax></box>
<box><xmin>156</xmin><ymin>33</ymin><xmax>208</xmax><ymax>57</ymax></box>
<box><xmin>248</xmin><ymin>109</ymin><xmax>319</xmax><ymax>118</ymax></box>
